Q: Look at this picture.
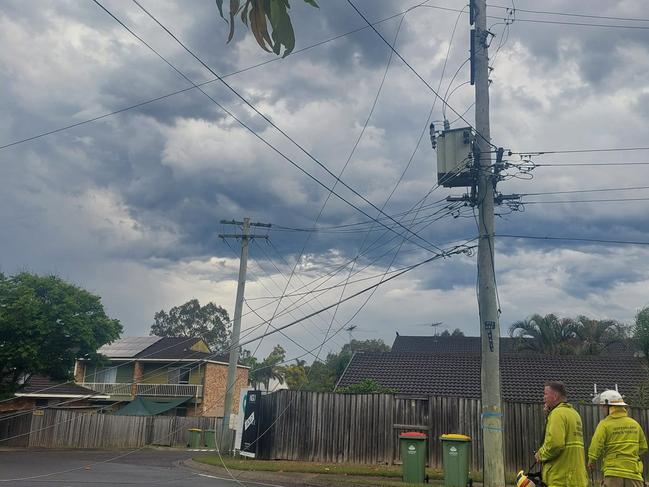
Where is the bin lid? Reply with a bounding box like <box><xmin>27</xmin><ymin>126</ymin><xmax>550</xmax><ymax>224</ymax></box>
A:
<box><xmin>400</xmin><ymin>431</ymin><xmax>427</xmax><ymax>438</ymax></box>
<box><xmin>440</xmin><ymin>433</ymin><xmax>471</xmax><ymax>441</ymax></box>
<box><xmin>188</xmin><ymin>428</ymin><xmax>202</xmax><ymax>432</ymax></box>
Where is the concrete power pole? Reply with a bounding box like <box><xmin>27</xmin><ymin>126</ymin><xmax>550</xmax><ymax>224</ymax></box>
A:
<box><xmin>473</xmin><ymin>0</ymin><xmax>505</xmax><ymax>485</ymax></box>
<box><xmin>219</xmin><ymin>217</ymin><xmax>270</xmax><ymax>452</ymax></box>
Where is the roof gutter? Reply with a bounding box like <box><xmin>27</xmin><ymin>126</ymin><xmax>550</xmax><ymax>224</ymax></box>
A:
<box><xmin>15</xmin><ymin>393</ymin><xmax>110</xmax><ymax>399</ymax></box>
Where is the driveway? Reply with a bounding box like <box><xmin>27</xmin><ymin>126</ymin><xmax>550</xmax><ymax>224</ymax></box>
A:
<box><xmin>0</xmin><ymin>449</ymin><xmax>289</xmax><ymax>487</ymax></box>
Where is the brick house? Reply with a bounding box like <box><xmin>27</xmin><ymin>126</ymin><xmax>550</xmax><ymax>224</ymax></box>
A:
<box><xmin>75</xmin><ymin>336</ymin><xmax>249</xmax><ymax>417</ymax></box>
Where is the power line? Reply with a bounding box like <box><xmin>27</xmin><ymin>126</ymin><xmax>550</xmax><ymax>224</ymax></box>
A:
<box><xmin>522</xmin><ymin>185</ymin><xmax>649</xmax><ymax>196</ymax></box>
<box><xmin>523</xmin><ymin>197</ymin><xmax>649</xmax><ymax>204</ymax></box>
<box><xmin>530</xmin><ymin>162</ymin><xmax>649</xmax><ymax>167</ymax></box>
<box><xmin>510</xmin><ymin>147</ymin><xmax>649</xmax><ymax>155</ymax></box>
<box><xmin>488</xmin><ymin>3</ymin><xmax>649</xmax><ymax>23</ymax></box>
<box><xmin>241</xmin><ymin>5</ymin><xmax>432</xmax><ymax>362</ymax></box>
<box><xmin>509</xmin><ymin>17</ymin><xmax>649</xmax><ymax>30</ymax></box>
<box><xmin>498</xmin><ymin>234</ymin><xmax>649</xmax><ymax>246</ymax></box>
<box><xmin>421</xmin><ymin>3</ymin><xmax>649</xmax><ymax>30</ymax></box>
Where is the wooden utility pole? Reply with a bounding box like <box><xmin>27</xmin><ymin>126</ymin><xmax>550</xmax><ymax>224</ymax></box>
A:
<box><xmin>219</xmin><ymin>217</ymin><xmax>270</xmax><ymax>452</ymax></box>
<box><xmin>473</xmin><ymin>0</ymin><xmax>505</xmax><ymax>484</ymax></box>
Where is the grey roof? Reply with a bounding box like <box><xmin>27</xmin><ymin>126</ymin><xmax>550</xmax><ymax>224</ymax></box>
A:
<box><xmin>19</xmin><ymin>376</ymin><xmax>101</xmax><ymax>396</ymax></box>
<box><xmin>99</xmin><ymin>336</ymin><xmax>161</xmax><ymax>358</ymax></box>
<box><xmin>337</xmin><ymin>352</ymin><xmax>649</xmax><ymax>403</ymax></box>
<box><xmin>135</xmin><ymin>337</ymin><xmax>229</xmax><ymax>362</ymax></box>
<box><xmin>391</xmin><ymin>335</ymin><xmax>640</xmax><ymax>355</ymax></box>
<box><xmin>100</xmin><ymin>336</ymin><xmax>231</xmax><ymax>363</ymax></box>
<box><xmin>392</xmin><ymin>336</ymin><xmax>521</xmax><ymax>353</ymax></box>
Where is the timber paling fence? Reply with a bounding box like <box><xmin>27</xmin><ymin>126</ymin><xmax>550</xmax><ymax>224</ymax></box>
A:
<box><xmin>3</xmin><ymin>392</ymin><xmax>649</xmax><ymax>477</ymax></box>
<box><xmin>256</xmin><ymin>390</ymin><xmax>649</xmax><ymax>476</ymax></box>
<box><xmin>0</xmin><ymin>410</ymin><xmax>233</xmax><ymax>450</ymax></box>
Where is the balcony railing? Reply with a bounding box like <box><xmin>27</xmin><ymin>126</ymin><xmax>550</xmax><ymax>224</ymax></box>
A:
<box><xmin>80</xmin><ymin>382</ymin><xmax>133</xmax><ymax>396</ymax></box>
<box><xmin>79</xmin><ymin>383</ymin><xmax>203</xmax><ymax>398</ymax></box>
<box><xmin>136</xmin><ymin>383</ymin><xmax>203</xmax><ymax>397</ymax></box>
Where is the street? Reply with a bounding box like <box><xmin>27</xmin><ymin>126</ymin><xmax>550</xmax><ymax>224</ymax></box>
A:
<box><xmin>0</xmin><ymin>449</ymin><xmax>286</xmax><ymax>487</ymax></box>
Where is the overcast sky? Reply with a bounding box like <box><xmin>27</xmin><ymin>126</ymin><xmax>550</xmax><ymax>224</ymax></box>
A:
<box><xmin>2</xmin><ymin>0</ymin><xmax>649</xmax><ymax>361</ymax></box>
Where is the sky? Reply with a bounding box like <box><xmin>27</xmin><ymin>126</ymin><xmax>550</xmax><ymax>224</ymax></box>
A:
<box><xmin>2</xmin><ymin>0</ymin><xmax>649</xmax><ymax>361</ymax></box>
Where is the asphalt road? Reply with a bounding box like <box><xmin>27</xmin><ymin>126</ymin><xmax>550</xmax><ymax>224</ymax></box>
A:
<box><xmin>0</xmin><ymin>449</ymin><xmax>287</xmax><ymax>487</ymax></box>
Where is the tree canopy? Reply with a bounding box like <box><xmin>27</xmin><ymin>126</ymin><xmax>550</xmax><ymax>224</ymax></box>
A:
<box><xmin>245</xmin><ymin>344</ymin><xmax>286</xmax><ymax>390</ymax></box>
<box><xmin>215</xmin><ymin>0</ymin><xmax>319</xmax><ymax>57</ymax></box>
<box><xmin>0</xmin><ymin>272</ymin><xmax>122</xmax><ymax>395</ymax></box>
<box><xmin>150</xmin><ymin>299</ymin><xmax>230</xmax><ymax>351</ymax></box>
<box><xmin>633</xmin><ymin>306</ymin><xmax>649</xmax><ymax>360</ymax></box>
<box><xmin>509</xmin><ymin>313</ymin><xmax>627</xmax><ymax>355</ymax></box>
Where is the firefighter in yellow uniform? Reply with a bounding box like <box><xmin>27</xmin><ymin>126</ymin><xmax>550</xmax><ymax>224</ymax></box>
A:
<box><xmin>535</xmin><ymin>381</ymin><xmax>589</xmax><ymax>487</ymax></box>
<box><xmin>588</xmin><ymin>389</ymin><xmax>647</xmax><ymax>487</ymax></box>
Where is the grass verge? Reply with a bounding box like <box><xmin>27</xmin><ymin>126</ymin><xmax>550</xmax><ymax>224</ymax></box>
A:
<box><xmin>193</xmin><ymin>455</ymin><xmax>487</xmax><ymax>482</ymax></box>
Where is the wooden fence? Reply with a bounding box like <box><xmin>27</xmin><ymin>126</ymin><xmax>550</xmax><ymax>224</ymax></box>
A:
<box><xmin>0</xmin><ymin>410</ymin><xmax>234</xmax><ymax>450</ymax></box>
<box><xmin>256</xmin><ymin>390</ymin><xmax>649</xmax><ymax>477</ymax></box>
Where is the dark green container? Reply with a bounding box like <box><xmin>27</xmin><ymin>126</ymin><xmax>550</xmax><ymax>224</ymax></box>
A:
<box><xmin>204</xmin><ymin>429</ymin><xmax>216</xmax><ymax>449</ymax></box>
<box><xmin>188</xmin><ymin>428</ymin><xmax>202</xmax><ymax>449</ymax></box>
<box><xmin>440</xmin><ymin>434</ymin><xmax>471</xmax><ymax>486</ymax></box>
<box><xmin>400</xmin><ymin>432</ymin><xmax>427</xmax><ymax>484</ymax></box>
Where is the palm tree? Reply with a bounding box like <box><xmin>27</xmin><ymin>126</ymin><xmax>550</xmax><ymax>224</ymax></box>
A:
<box><xmin>573</xmin><ymin>315</ymin><xmax>627</xmax><ymax>355</ymax></box>
<box><xmin>509</xmin><ymin>313</ymin><xmax>578</xmax><ymax>354</ymax></box>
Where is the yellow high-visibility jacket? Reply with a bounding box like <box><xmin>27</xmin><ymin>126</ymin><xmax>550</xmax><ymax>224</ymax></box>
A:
<box><xmin>588</xmin><ymin>406</ymin><xmax>648</xmax><ymax>480</ymax></box>
<box><xmin>538</xmin><ymin>402</ymin><xmax>588</xmax><ymax>487</ymax></box>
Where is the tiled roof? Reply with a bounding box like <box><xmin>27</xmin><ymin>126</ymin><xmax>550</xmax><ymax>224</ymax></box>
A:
<box><xmin>20</xmin><ymin>376</ymin><xmax>101</xmax><ymax>396</ymax></box>
<box><xmin>337</xmin><ymin>352</ymin><xmax>648</xmax><ymax>403</ymax></box>
<box><xmin>391</xmin><ymin>335</ymin><xmax>640</xmax><ymax>355</ymax></box>
<box><xmin>392</xmin><ymin>336</ymin><xmax>521</xmax><ymax>353</ymax></box>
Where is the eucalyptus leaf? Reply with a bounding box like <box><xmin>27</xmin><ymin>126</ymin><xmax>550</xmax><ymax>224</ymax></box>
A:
<box><xmin>249</xmin><ymin>0</ymin><xmax>273</xmax><ymax>52</ymax></box>
<box><xmin>227</xmin><ymin>0</ymin><xmax>241</xmax><ymax>42</ymax></box>
<box><xmin>269</xmin><ymin>0</ymin><xmax>295</xmax><ymax>57</ymax></box>
<box><xmin>215</xmin><ymin>0</ymin><xmax>225</xmax><ymax>18</ymax></box>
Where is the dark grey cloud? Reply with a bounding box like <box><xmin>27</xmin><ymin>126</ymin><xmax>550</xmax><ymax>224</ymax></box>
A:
<box><xmin>2</xmin><ymin>0</ymin><xmax>649</xmax><ymax>357</ymax></box>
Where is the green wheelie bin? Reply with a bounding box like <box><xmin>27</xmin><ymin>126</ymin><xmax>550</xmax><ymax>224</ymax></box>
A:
<box><xmin>187</xmin><ymin>428</ymin><xmax>202</xmax><ymax>449</ymax></box>
<box><xmin>440</xmin><ymin>434</ymin><xmax>472</xmax><ymax>487</ymax></box>
<box><xmin>204</xmin><ymin>429</ymin><xmax>216</xmax><ymax>449</ymax></box>
<box><xmin>400</xmin><ymin>431</ymin><xmax>427</xmax><ymax>484</ymax></box>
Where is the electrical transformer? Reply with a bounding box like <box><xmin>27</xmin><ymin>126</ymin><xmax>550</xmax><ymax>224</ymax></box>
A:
<box><xmin>436</xmin><ymin>127</ymin><xmax>475</xmax><ymax>187</ymax></box>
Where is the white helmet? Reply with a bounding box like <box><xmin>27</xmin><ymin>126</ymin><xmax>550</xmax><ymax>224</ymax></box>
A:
<box><xmin>595</xmin><ymin>389</ymin><xmax>628</xmax><ymax>406</ymax></box>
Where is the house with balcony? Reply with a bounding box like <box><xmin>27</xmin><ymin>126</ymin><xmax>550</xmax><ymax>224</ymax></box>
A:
<box><xmin>74</xmin><ymin>336</ymin><xmax>249</xmax><ymax>417</ymax></box>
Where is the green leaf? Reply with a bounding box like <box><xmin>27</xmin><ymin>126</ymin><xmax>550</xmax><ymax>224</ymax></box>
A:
<box><xmin>269</xmin><ymin>0</ymin><xmax>295</xmax><ymax>57</ymax></box>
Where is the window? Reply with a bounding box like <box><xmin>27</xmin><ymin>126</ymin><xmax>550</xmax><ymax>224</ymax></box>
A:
<box><xmin>168</xmin><ymin>366</ymin><xmax>191</xmax><ymax>384</ymax></box>
<box><xmin>94</xmin><ymin>366</ymin><xmax>117</xmax><ymax>383</ymax></box>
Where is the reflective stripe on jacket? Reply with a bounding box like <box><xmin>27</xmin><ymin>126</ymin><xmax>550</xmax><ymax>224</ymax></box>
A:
<box><xmin>538</xmin><ymin>402</ymin><xmax>589</xmax><ymax>487</ymax></box>
<box><xmin>588</xmin><ymin>406</ymin><xmax>648</xmax><ymax>481</ymax></box>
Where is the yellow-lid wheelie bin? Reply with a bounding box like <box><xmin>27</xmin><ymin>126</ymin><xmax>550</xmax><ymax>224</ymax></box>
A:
<box><xmin>440</xmin><ymin>434</ymin><xmax>472</xmax><ymax>487</ymax></box>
